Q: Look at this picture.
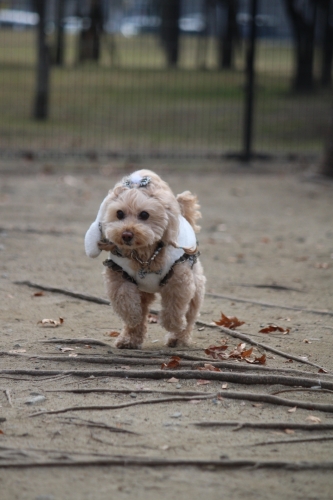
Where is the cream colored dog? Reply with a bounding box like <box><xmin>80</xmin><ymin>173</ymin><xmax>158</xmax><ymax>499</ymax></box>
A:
<box><xmin>85</xmin><ymin>170</ymin><xmax>206</xmax><ymax>349</ymax></box>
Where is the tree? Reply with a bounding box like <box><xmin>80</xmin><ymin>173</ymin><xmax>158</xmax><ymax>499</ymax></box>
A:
<box><xmin>54</xmin><ymin>0</ymin><xmax>66</xmax><ymax>66</ymax></box>
<box><xmin>320</xmin><ymin>108</ymin><xmax>333</xmax><ymax>176</ymax></box>
<box><xmin>33</xmin><ymin>0</ymin><xmax>50</xmax><ymax>120</ymax></box>
<box><xmin>160</xmin><ymin>0</ymin><xmax>181</xmax><ymax>67</ymax></box>
<box><xmin>283</xmin><ymin>0</ymin><xmax>317</xmax><ymax>92</ymax></box>
<box><xmin>217</xmin><ymin>0</ymin><xmax>239</xmax><ymax>70</ymax></box>
<box><xmin>318</xmin><ymin>0</ymin><xmax>333</xmax><ymax>87</ymax></box>
<box><xmin>78</xmin><ymin>0</ymin><xmax>103</xmax><ymax>63</ymax></box>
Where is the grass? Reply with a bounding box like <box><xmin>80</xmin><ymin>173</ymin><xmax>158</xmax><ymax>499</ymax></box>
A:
<box><xmin>0</xmin><ymin>30</ymin><xmax>330</xmax><ymax>156</ymax></box>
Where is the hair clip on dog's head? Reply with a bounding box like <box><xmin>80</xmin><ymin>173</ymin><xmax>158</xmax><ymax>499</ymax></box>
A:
<box><xmin>123</xmin><ymin>174</ymin><xmax>151</xmax><ymax>189</ymax></box>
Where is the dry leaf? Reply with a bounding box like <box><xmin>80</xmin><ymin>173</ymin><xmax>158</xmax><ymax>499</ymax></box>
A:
<box><xmin>318</xmin><ymin>368</ymin><xmax>328</xmax><ymax>373</ymax></box>
<box><xmin>204</xmin><ymin>344</ymin><xmax>229</xmax><ymax>359</ymax></box>
<box><xmin>205</xmin><ymin>342</ymin><xmax>266</xmax><ymax>365</ymax></box>
<box><xmin>105</xmin><ymin>331</ymin><xmax>120</xmax><ymax>337</ymax></box>
<box><xmin>252</xmin><ymin>403</ymin><xmax>262</xmax><ymax>408</ymax></box>
<box><xmin>161</xmin><ymin>356</ymin><xmax>181</xmax><ymax>370</ymax></box>
<box><xmin>306</xmin><ymin>415</ymin><xmax>321</xmax><ymax>424</ymax></box>
<box><xmin>284</xmin><ymin>429</ymin><xmax>295</xmax><ymax>435</ymax></box>
<box><xmin>214</xmin><ymin>313</ymin><xmax>245</xmax><ymax>330</ymax></box>
<box><xmin>241</xmin><ymin>347</ymin><xmax>253</xmax><ymax>358</ymax></box>
<box><xmin>147</xmin><ymin>314</ymin><xmax>158</xmax><ymax>324</ymax></box>
<box><xmin>33</xmin><ymin>291</ymin><xmax>44</xmax><ymax>297</ymax></box>
<box><xmin>198</xmin><ymin>363</ymin><xmax>222</xmax><ymax>372</ymax></box>
<box><xmin>68</xmin><ymin>353</ymin><xmax>78</xmax><ymax>357</ymax></box>
<box><xmin>60</xmin><ymin>347</ymin><xmax>74</xmax><ymax>352</ymax></box>
<box><xmin>259</xmin><ymin>325</ymin><xmax>290</xmax><ymax>335</ymax></box>
<box><xmin>288</xmin><ymin>406</ymin><xmax>297</xmax><ymax>413</ymax></box>
<box><xmin>221</xmin><ymin>383</ymin><xmax>228</xmax><ymax>389</ymax></box>
<box><xmin>196</xmin><ymin>380</ymin><xmax>211</xmax><ymax>385</ymax></box>
<box><xmin>38</xmin><ymin>318</ymin><xmax>64</xmax><ymax>328</ymax></box>
<box><xmin>167</xmin><ymin>377</ymin><xmax>179</xmax><ymax>383</ymax></box>
<box><xmin>8</xmin><ymin>349</ymin><xmax>26</xmax><ymax>354</ymax></box>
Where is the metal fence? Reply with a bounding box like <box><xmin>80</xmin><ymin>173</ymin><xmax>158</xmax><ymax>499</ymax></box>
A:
<box><xmin>0</xmin><ymin>0</ymin><xmax>331</xmax><ymax>161</ymax></box>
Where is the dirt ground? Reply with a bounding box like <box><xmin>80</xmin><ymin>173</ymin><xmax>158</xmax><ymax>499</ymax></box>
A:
<box><xmin>0</xmin><ymin>158</ymin><xmax>333</xmax><ymax>500</ymax></box>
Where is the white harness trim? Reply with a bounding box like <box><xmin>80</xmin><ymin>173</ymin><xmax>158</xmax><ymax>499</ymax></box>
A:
<box><xmin>109</xmin><ymin>245</ymin><xmax>185</xmax><ymax>293</ymax></box>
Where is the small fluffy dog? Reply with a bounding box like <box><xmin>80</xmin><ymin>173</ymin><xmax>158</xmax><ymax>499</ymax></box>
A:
<box><xmin>85</xmin><ymin>170</ymin><xmax>206</xmax><ymax>349</ymax></box>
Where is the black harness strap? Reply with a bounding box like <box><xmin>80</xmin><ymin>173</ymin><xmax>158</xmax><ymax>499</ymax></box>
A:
<box><xmin>103</xmin><ymin>251</ymin><xmax>199</xmax><ymax>289</ymax></box>
<box><xmin>159</xmin><ymin>252</ymin><xmax>199</xmax><ymax>287</ymax></box>
<box><xmin>103</xmin><ymin>259</ymin><xmax>138</xmax><ymax>286</ymax></box>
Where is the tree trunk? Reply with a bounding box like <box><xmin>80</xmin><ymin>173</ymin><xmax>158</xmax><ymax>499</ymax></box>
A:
<box><xmin>78</xmin><ymin>0</ymin><xmax>103</xmax><ymax>63</ymax></box>
<box><xmin>320</xmin><ymin>108</ymin><xmax>333</xmax><ymax>177</ymax></box>
<box><xmin>218</xmin><ymin>0</ymin><xmax>238</xmax><ymax>69</ymax></box>
<box><xmin>33</xmin><ymin>0</ymin><xmax>50</xmax><ymax>120</ymax></box>
<box><xmin>55</xmin><ymin>0</ymin><xmax>66</xmax><ymax>66</ymax></box>
<box><xmin>283</xmin><ymin>0</ymin><xmax>316</xmax><ymax>92</ymax></box>
<box><xmin>320</xmin><ymin>0</ymin><xmax>333</xmax><ymax>87</ymax></box>
<box><xmin>160</xmin><ymin>0</ymin><xmax>181</xmax><ymax>68</ymax></box>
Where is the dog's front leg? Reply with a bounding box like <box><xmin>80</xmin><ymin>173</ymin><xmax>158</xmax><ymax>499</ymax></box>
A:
<box><xmin>104</xmin><ymin>269</ymin><xmax>154</xmax><ymax>349</ymax></box>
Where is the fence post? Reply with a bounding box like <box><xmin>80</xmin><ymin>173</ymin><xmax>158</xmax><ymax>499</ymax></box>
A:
<box><xmin>242</xmin><ymin>0</ymin><xmax>258</xmax><ymax>162</ymax></box>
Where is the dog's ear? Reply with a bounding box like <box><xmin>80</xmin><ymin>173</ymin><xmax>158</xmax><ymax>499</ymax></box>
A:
<box><xmin>84</xmin><ymin>194</ymin><xmax>111</xmax><ymax>258</ymax></box>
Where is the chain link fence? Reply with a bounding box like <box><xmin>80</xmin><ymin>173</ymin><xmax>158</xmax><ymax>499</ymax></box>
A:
<box><xmin>0</xmin><ymin>0</ymin><xmax>331</xmax><ymax>161</ymax></box>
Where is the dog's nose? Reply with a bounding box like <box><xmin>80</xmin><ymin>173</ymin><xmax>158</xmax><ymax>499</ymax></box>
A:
<box><xmin>122</xmin><ymin>231</ymin><xmax>134</xmax><ymax>243</ymax></box>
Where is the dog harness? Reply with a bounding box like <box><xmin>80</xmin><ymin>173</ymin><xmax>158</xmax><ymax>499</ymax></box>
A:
<box><xmin>103</xmin><ymin>243</ymin><xmax>199</xmax><ymax>294</ymax></box>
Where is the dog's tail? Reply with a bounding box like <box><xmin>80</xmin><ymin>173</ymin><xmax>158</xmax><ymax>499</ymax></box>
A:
<box><xmin>176</xmin><ymin>191</ymin><xmax>201</xmax><ymax>233</ymax></box>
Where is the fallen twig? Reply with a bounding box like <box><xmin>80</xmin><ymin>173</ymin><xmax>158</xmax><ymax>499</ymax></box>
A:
<box><xmin>47</xmin><ymin>388</ymin><xmax>212</xmax><ymax>397</ymax></box>
<box><xmin>0</xmin><ymin>227</ymin><xmax>75</xmax><ymax>236</ymax></box>
<box><xmin>15</xmin><ymin>280</ymin><xmax>333</xmax><ymax>316</ymax></box>
<box><xmin>4</xmin><ymin>389</ymin><xmax>13</xmax><ymax>407</ymax></box>
<box><xmin>1</xmin><ymin>368</ymin><xmax>331</xmax><ymax>390</ymax></box>
<box><xmin>30</xmin><ymin>390</ymin><xmax>333</xmax><ymax>417</ymax></box>
<box><xmin>2</xmin><ymin>350</ymin><xmax>331</xmax><ymax>380</ymax></box>
<box><xmin>193</xmin><ymin>421</ymin><xmax>333</xmax><ymax>431</ymax></box>
<box><xmin>39</xmin><ymin>338</ymin><xmax>111</xmax><ymax>347</ymax></box>
<box><xmin>4</xmin><ymin>351</ymin><xmax>329</xmax><ymax>378</ymax></box>
<box><xmin>197</xmin><ymin>321</ymin><xmax>330</xmax><ymax>373</ymax></box>
<box><xmin>271</xmin><ymin>388</ymin><xmax>333</xmax><ymax>396</ymax></box>
<box><xmin>252</xmin><ymin>436</ymin><xmax>333</xmax><ymax>447</ymax></box>
<box><xmin>205</xmin><ymin>292</ymin><xmax>333</xmax><ymax>316</ymax></box>
<box><xmin>30</xmin><ymin>394</ymin><xmax>214</xmax><ymax>417</ymax></box>
<box><xmin>58</xmin><ymin>416</ymin><xmax>138</xmax><ymax>434</ymax></box>
<box><xmin>0</xmin><ymin>456</ymin><xmax>333</xmax><ymax>470</ymax></box>
<box><xmin>14</xmin><ymin>281</ymin><xmax>110</xmax><ymax>305</ymax></box>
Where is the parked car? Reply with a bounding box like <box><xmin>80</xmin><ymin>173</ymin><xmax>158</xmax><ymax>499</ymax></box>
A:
<box><xmin>0</xmin><ymin>9</ymin><xmax>38</xmax><ymax>29</ymax></box>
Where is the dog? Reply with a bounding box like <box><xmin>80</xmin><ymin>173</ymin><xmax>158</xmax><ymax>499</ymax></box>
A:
<box><xmin>85</xmin><ymin>170</ymin><xmax>206</xmax><ymax>349</ymax></box>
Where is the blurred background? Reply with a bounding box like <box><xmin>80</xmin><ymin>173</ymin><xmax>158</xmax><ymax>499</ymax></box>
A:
<box><xmin>0</xmin><ymin>0</ymin><xmax>332</xmax><ymax>163</ymax></box>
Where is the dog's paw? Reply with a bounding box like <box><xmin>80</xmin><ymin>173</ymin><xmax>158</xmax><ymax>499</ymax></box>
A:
<box><xmin>165</xmin><ymin>335</ymin><xmax>190</xmax><ymax>348</ymax></box>
<box><xmin>115</xmin><ymin>336</ymin><xmax>142</xmax><ymax>350</ymax></box>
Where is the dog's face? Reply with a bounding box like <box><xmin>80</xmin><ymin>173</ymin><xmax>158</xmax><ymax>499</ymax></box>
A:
<box><xmin>102</xmin><ymin>188</ymin><xmax>170</xmax><ymax>249</ymax></box>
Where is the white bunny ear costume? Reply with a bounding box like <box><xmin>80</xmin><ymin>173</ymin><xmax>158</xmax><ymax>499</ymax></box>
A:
<box><xmin>84</xmin><ymin>194</ymin><xmax>110</xmax><ymax>258</ymax></box>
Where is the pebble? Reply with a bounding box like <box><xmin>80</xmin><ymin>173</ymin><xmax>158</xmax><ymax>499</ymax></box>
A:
<box><xmin>170</xmin><ymin>412</ymin><xmax>182</xmax><ymax>418</ymax></box>
<box><xmin>25</xmin><ymin>395</ymin><xmax>46</xmax><ymax>405</ymax></box>
<box><xmin>129</xmin><ymin>393</ymin><xmax>137</xmax><ymax>398</ymax></box>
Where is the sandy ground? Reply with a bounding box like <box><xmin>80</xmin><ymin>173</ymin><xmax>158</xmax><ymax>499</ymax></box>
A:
<box><xmin>0</xmin><ymin>158</ymin><xmax>333</xmax><ymax>500</ymax></box>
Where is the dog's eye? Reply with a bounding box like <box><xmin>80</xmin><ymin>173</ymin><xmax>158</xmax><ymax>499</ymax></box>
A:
<box><xmin>116</xmin><ymin>210</ymin><xmax>125</xmax><ymax>220</ymax></box>
<box><xmin>138</xmin><ymin>211</ymin><xmax>149</xmax><ymax>221</ymax></box>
